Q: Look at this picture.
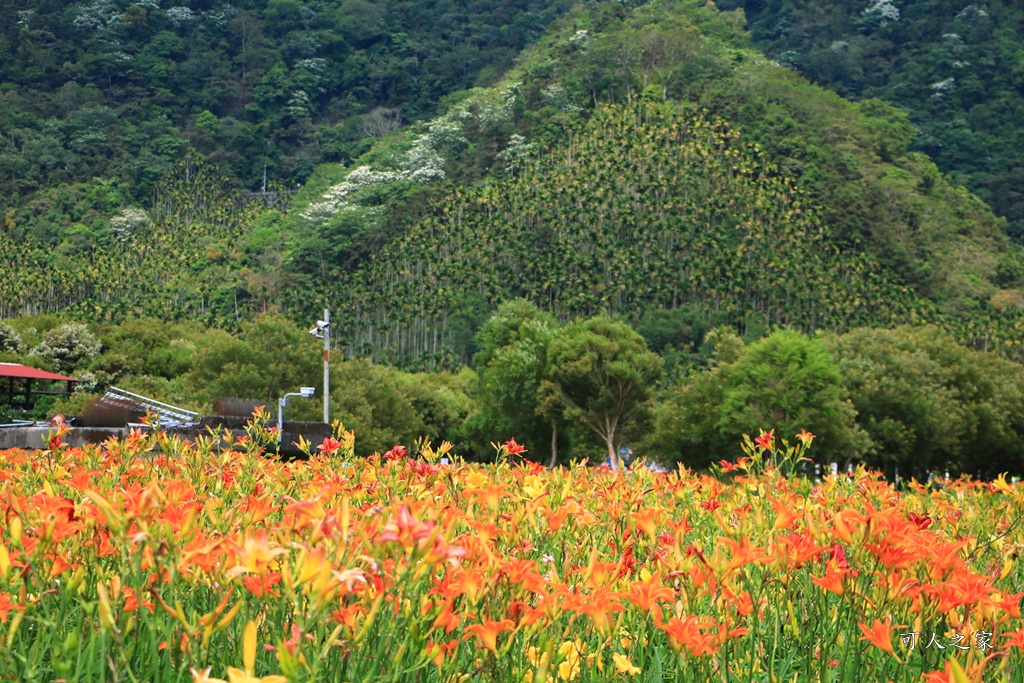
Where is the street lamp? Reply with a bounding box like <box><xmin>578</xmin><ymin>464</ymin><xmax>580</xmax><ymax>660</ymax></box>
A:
<box><xmin>278</xmin><ymin>386</ymin><xmax>315</xmax><ymax>439</ymax></box>
<box><xmin>309</xmin><ymin>309</ymin><xmax>330</xmax><ymax>424</ymax></box>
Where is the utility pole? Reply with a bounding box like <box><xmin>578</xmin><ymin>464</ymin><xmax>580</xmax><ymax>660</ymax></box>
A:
<box><xmin>322</xmin><ymin>308</ymin><xmax>330</xmax><ymax>424</ymax></box>
<box><xmin>310</xmin><ymin>310</ymin><xmax>331</xmax><ymax>424</ymax></box>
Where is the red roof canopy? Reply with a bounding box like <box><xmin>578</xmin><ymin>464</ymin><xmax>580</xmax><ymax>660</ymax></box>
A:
<box><xmin>0</xmin><ymin>363</ymin><xmax>78</xmax><ymax>382</ymax></box>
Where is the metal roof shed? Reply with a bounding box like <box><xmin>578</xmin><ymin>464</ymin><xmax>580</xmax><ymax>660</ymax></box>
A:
<box><xmin>0</xmin><ymin>363</ymin><xmax>78</xmax><ymax>410</ymax></box>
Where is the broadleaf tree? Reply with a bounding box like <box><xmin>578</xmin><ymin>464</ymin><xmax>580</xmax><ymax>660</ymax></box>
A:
<box><xmin>542</xmin><ymin>316</ymin><xmax>662</xmax><ymax>471</ymax></box>
<box><xmin>474</xmin><ymin>300</ymin><xmax>561</xmax><ymax>466</ymax></box>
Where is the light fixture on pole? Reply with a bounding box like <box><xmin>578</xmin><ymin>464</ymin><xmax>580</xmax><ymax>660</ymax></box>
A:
<box><xmin>309</xmin><ymin>309</ymin><xmax>330</xmax><ymax>424</ymax></box>
<box><xmin>277</xmin><ymin>386</ymin><xmax>315</xmax><ymax>446</ymax></box>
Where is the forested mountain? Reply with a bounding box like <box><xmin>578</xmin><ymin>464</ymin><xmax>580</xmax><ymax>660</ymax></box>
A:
<box><xmin>9</xmin><ymin>0</ymin><xmax>1024</xmax><ymax>475</ymax></box>
<box><xmin>728</xmin><ymin>0</ymin><xmax>1024</xmax><ymax>239</ymax></box>
<box><xmin>335</xmin><ymin>102</ymin><xmax>921</xmax><ymax>364</ymax></box>
<box><xmin>4</xmin><ymin>0</ymin><xmax>1024</xmax><ymax>368</ymax></box>
<box><xmin>305</xmin><ymin>0</ymin><xmax>1024</xmax><ymax>363</ymax></box>
<box><xmin>0</xmin><ymin>0</ymin><xmax>572</xmax><ymax>245</ymax></box>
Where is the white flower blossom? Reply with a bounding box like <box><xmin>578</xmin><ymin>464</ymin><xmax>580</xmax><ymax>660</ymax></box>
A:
<box><xmin>425</xmin><ymin>117</ymin><xmax>468</xmax><ymax>152</ymax></box>
<box><xmin>302</xmin><ymin>167</ymin><xmax>395</xmax><ymax>220</ymax></box>
<box><xmin>304</xmin><ymin>84</ymin><xmax>528</xmax><ymax>222</ymax></box>
<box><xmin>404</xmin><ymin>136</ymin><xmax>446</xmax><ymax>183</ymax></box>
<box><xmin>72</xmin><ymin>0</ymin><xmax>121</xmax><ymax>30</ymax></box>
<box><xmin>109</xmin><ymin>207</ymin><xmax>151</xmax><ymax>241</ymax></box>
<box><xmin>167</xmin><ymin>6</ymin><xmax>197</xmax><ymax>27</ymax></box>
<box><xmin>541</xmin><ymin>84</ymin><xmax>581</xmax><ymax>114</ymax></box>
<box><xmin>296</xmin><ymin>58</ymin><xmax>328</xmax><ymax>75</ymax></box>
<box><xmin>204</xmin><ymin>5</ymin><xmax>237</xmax><ymax>28</ymax></box>
<box><xmin>302</xmin><ymin>137</ymin><xmax>447</xmax><ymax>221</ymax></box>
<box><xmin>496</xmin><ymin>134</ymin><xmax>535</xmax><ymax>176</ymax></box>
<box><xmin>286</xmin><ymin>90</ymin><xmax>312</xmax><ymax>119</ymax></box>
<box><xmin>956</xmin><ymin>5</ymin><xmax>988</xmax><ymax>21</ymax></box>
<box><xmin>569</xmin><ymin>29</ymin><xmax>589</xmax><ymax>45</ymax></box>
<box><xmin>863</xmin><ymin>0</ymin><xmax>900</xmax><ymax>26</ymax></box>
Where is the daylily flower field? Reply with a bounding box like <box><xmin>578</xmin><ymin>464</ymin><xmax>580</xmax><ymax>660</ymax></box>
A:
<box><xmin>1</xmin><ymin>420</ymin><xmax>1023</xmax><ymax>683</ymax></box>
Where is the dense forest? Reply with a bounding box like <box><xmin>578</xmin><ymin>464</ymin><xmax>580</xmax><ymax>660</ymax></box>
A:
<box><xmin>0</xmin><ymin>0</ymin><xmax>572</xmax><ymax>218</ymax></box>
<box><xmin>730</xmin><ymin>0</ymin><xmax>1024</xmax><ymax>239</ymax></box>
<box><xmin>7</xmin><ymin>308</ymin><xmax>1024</xmax><ymax>480</ymax></box>
<box><xmin>5</xmin><ymin>0</ymin><xmax>1024</xmax><ymax>477</ymax></box>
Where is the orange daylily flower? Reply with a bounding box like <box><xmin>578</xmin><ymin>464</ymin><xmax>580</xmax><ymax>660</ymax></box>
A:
<box><xmin>378</xmin><ymin>505</ymin><xmax>434</xmax><ymax>548</ymax></box>
<box><xmin>810</xmin><ymin>560</ymin><xmax>847</xmax><ymax>596</ymax></box>
<box><xmin>920</xmin><ymin>659</ymin><xmax>983</xmax><ymax>683</ymax></box>
<box><xmin>0</xmin><ymin>592</ymin><xmax>20</xmax><ymax>623</ymax></box>
<box><xmin>864</xmin><ymin>537</ymin><xmax>918</xmax><ymax>571</ymax></box>
<box><xmin>657</xmin><ymin>615</ymin><xmax>719</xmax><ymax>656</ymax></box>
<box><xmin>857</xmin><ymin>617</ymin><xmax>895</xmax><ymax>655</ymax></box>
<box><xmin>241</xmin><ymin>573</ymin><xmax>282</xmax><ymax>599</ymax></box>
<box><xmin>625</xmin><ymin>572</ymin><xmax>674</xmax><ymax>612</ymax></box>
<box><xmin>753</xmin><ymin>430</ymin><xmax>775</xmax><ymax>451</ymax></box>
<box><xmin>769</xmin><ymin>495</ymin><xmax>801</xmax><ymax>531</ymax></box>
<box><xmin>425</xmin><ymin>639</ymin><xmax>458</xmax><ymax>671</ymax></box>
<box><xmin>464</xmin><ymin>619</ymin><xmax>514</xmax><ymax>652</ymax></box>
<box><xmin>468</xmin><ymin>484</ymin><xmax>509</xmax><ymax>512</ymax></box>
<box><xmin>226</xmin><ymin>531</ymin><xmax>288</xmax><ymax>578</ymax></box>
<box><xmin>1003</xmin><ymin>629</ymin><xmax>1024</xmax><ymax>650</ymax></box>
<box><xmin>240</xmin><ymin>495</ymin><xmax>275</xmax><ymax>526</ymax></box>
<box><xmin>719</xmin><ymin>586</ymin><xmax>756</xmax><ymax>617</ymax></box>
<box><xmin>317</xmin><ymin>437</ymin><xmax>345</xmax><ymax>456</ymax></box>
<box><xmin>718</xmin><ymin>535</ymin><xmax>769</xmax><ymax>573</ymax></box>
<box><xmin>630</xmin><ymin>509</ymin><xmax>661</xmax><ymax>538</ymax></box>
<box><xmin>715</xmin><ymin>617</ymin><xmax>750</xmax><ymax>645</ymax></box>
<box><xmin>282</xmin><ymin>497</ymin><xmax>328</xmax><ymax>531</ymax></box>
<box><xmin>431</xmin><ymin>600</ymin><xmax>469</xmax><ymax>634</ymax></box>
<box><xmin>503</xmin><ymin>439</ymin><xmax>526</xmax><ymax>456</ymax></box>
<box><xmin>579</xmin><ymin>586</ymin><xmax>625</xmax><ymax>633</ymax></box>
<box><xmin>447</xmin><ymin>568</ymin><xmax>490</xmax><ymax>603</ymax></box>
<box><xmin>828</xmin><ymin>509</ymin><xmax>861</xmax><ymax>545</ymax></box>
<box><xmin>771</xmin><ymin>531</ymin><xmax>826</xmax><ymax>569</ymax></box>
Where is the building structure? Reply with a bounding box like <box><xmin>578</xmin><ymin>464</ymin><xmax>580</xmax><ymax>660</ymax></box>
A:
<box><xmin>0</xmin><ymin>363</ymin><xmax>78</xmax><ymax>411</ymax></box>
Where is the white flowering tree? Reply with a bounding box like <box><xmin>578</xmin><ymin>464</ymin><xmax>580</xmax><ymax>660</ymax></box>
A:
<box><xmin>166</xmin><ymin>6</ymin><xmax>197</xmax><ymax>28</ymax></box>
<box><xmin>30</xmin><ymin>324</ymin><xmax>101</xmax><ymax>375</ymax></box>
<box><xmin>108</xmin><ymin>207</ymin><xmax>151</xmax><ymax>242</ymax></box>
<box><xmin>0</xmin><ymin>322</ymin><xmax>23</xmax><ymax>355</ymax></box>
<box><xmin>861</xmin><ymin>0</ymin><xmax>901</xmax><ymax>29</ymax></box>
<box><xmin>496</xmin><ymin>134</ymin><xmax>536</xmax><ymax>176</ymax></box>
<box><xmin>302</xmin><ymin>84</ymin><xmax>519</xmax><ymax>225</ymax></box>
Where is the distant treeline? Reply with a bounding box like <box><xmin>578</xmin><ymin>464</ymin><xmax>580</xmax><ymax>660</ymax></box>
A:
<box><xmin>5</xmin><ymin>307</ymin><xmax>1024</xmax><ymax>480</ymax></box>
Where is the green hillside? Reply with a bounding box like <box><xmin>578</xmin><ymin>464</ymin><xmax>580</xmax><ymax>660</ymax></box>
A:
<box><xmin>729</xmin><ymin>0</ymin><xmax>1024</xmax><ymax>239</ymax></box>
<box><xmin>4</xmin><ymin>0</ymin><xmax>1024</xmax><ymax>364</ymax></box>
<box><xmin>0</xmin><ymin>0</ymin><xmax>573</xmax><ymax>245</ymax></box>
<box><xmin>334</xmin><ymin>101</ymin><xmax>921</xmax><ymax>364</ymax></box>
<box><xmin>305</xmin><ymin>0</ymin><xmax>1024</xmax><ymax>363</ymax></box>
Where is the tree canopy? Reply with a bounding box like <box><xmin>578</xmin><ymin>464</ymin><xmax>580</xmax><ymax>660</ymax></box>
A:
<box><xmin>543</xmin><ymin>316</ymin><xmax>662</xmax><ymax>471</ymax></box>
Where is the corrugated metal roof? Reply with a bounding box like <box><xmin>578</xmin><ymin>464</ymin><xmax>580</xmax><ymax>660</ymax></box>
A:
<box><xmin>0</xmin><ymin>363</ymin><xmax>78</xmax><ymax>382</ymax></box>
